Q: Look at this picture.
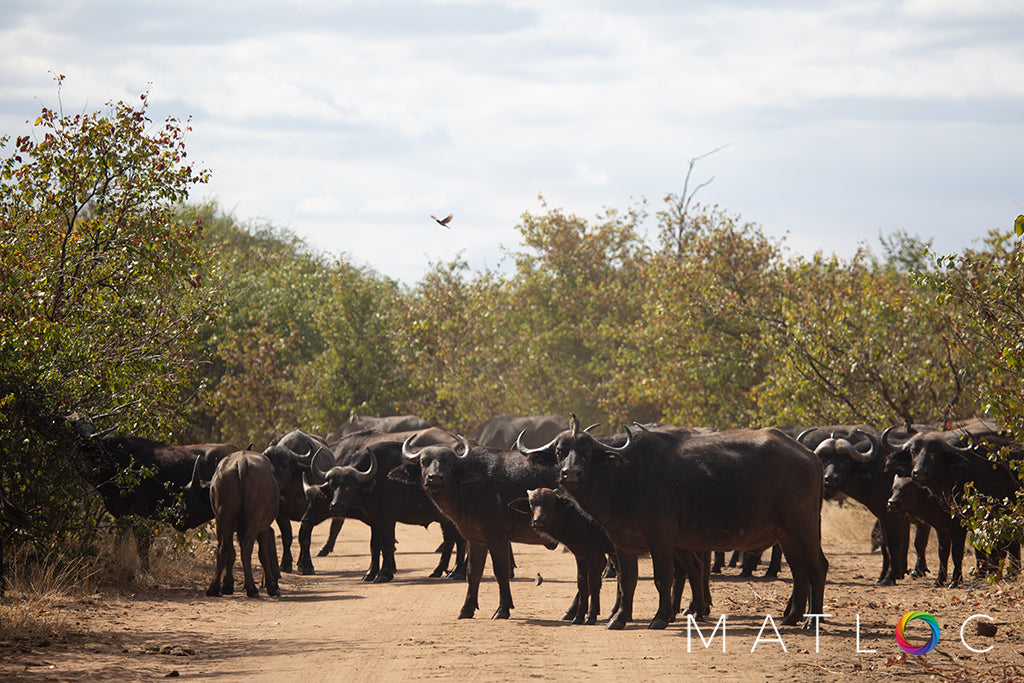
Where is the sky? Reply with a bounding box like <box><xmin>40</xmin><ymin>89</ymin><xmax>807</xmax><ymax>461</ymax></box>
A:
<box><xmin>2</xmin><ymin>0</ymin><xmax>1023</xmax><ymax>283</ymax></box>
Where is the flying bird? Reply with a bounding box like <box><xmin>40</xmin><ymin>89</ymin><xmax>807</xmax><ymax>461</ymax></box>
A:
<box><xmin>431</xmin><ymin>213</ymin><xmax>453</xmax><ymax>228</ymax></box>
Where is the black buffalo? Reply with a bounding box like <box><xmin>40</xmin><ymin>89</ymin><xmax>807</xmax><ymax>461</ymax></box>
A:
<box><xmin>293</xmin><ymin>427</ymin><xmax>461</xmax><ymax>576</ymax></box>
<box><xmin>884</xmin><ymin>425</ymin><xmax>1022</xmax><ymax>573</ymax></box>
<box><xmin>887</xmin><ymin>475</ymin><xmax>968</xmax><ymax>587</ymax></box>
<box><xmin>521</xmin><ymin>418</ymin><xmax>827</xmax><ymax>629</ymax></box>
<box><xmin>469</xmin><ymin>414</ymin><xmax>568</xmax><ymax>449</ymax></box>
<box><xmin>391</xmin><ymin>436</ymin><xmax>562</xmax><ymax>620</ymax></box>
<box><xmin>509</xmin><ymin>487</ymin><xmax>615</xmax><ymax>625</ymax></box>
<box><xmin>798</xmin><ymin>425</ymin><xmax>930</xmax><ymax>585</ymax></box>
<box><xmin>69</xmin><ymin>413</ymin><xmax>236</xmax><ymax>570</ymax></box>
<box><xmin>205</xmin><ymin>451</ymin><xmax>281</xmax><ymax>598</ymax></box>
<box><xmin>326</xmin><ymin>414</ymin><xmax>432</xmax><ymax>446</ymax></box>
<box><xmin>260</xmin><ymin>429</ymin><xmax>345</xmax><ymax>574</ymax></box>
<box><xmin>307</xmin><ymin>440</ymin><xmax>467</xmax><ymax>583</ymax></box>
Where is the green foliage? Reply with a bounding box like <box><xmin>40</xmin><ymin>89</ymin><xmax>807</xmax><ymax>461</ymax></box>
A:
<box><xmin>0</xmin><ymin>78</ymin><xmax>212</xmax><ymax>559</ymax></box>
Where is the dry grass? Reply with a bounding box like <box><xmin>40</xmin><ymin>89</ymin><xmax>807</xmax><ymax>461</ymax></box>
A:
<box><xmin>0</xmin><ymin>523</ymin><xmax>214</xmax><ymax>642</ymax></box>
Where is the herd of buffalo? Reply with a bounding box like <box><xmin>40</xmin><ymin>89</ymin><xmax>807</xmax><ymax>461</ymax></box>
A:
<box><xmin>48</xmin><ymin>412</ymin><xmax>1024</xmax><ymax>629</ymax></box>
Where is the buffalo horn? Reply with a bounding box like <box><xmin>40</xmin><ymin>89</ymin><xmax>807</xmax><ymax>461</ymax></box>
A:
<box><xmin>880</xmin><ymin>425</ymin><xmax>903</xmax><ymax>453</ymax></box>
<box><xmin>189</xmin><ymin>455</ymin><xmax>203</xmax><ymax>487</ymax></box>
<box><xmin>402</xmin><ymin>434</ymin><xmax>422</xmax><ymax>464</ymax></box>
<box><xmin>946</xmin><ymin>432</ymin><xmax>975</xmax><ymax>454</ymax></box>
<box><xmin>456</xmin><ymin>435</ymin><xmax>472</xmax><ymax>460</ymax></box>
<box><xmin>795</xmin><ymin>428</ymin><xmax>817</xmax><ymax>446</ymax></box>
<box><xmin>846</xmin><ymin>429</ymin><xmax>878</xmax><ymax>462</ymax></box>
<box><xmin>354</xmin><ymin>450</ymin><xmax>378</xmax><ymax>483</ymax></box>
<box><xmin>301</xmin><ymin>472</ymin><xmax>318</xmax><ymax>498</ymax></box>
<box><xmin>515</xmin><ymin>429</ymin><xmax>559</xmax><ymax>456</ymax></box>
<box><xmin>311</xmin><ymin>447</ymin><xmax>333</xmax><ymax>481</ymax></box>
<box><xmin>595</xmin><ymin>425</ymin><xmax>632</xmax><ymax>454</ymax></box>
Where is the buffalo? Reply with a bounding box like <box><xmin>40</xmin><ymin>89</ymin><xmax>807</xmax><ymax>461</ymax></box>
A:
<box><xmin>509</xmin><ymin>487</ymin><xmax>615</xmax><ymax>625</ymax></box>
<box><xmin>293</xmin><ymin>427</ymin><xmax>462</xmax><ymax>576</ymax></box>
<box><xmin>469</xmin><ymin>414</ymin><xmax>568</xmax><ymax>449</ymax></box>
<box><xmin>326</xmin><ymin>414</ymin><xmax>432</xmax><ymax>446</ymax></box>
<box><xmin>884</xmin><ymin>425</ymin><xmax>1022</xmax><ymax>573</ymax></box>
<box><xmin>204</xmin><ymin>451</ymin><xmax>281</xmax><ymax>598</ymax></box>
<box><xmin>887</xmin><ymin>475</ymin><xmax>968</xmax><ymax>587</ymax></box>
<box><xmin>521</xmin><ymin>417</ymin><xmax>827</xmax><ymax>629</ymax></box>
<box><xmin>306</xmin><ymin>440</ymin><xmax>467</xmax><ymax>583</ymax></box>
<box><xmin>391</xmin><ymin>435</ymin><xmax>563</xmax><ymax>620</ymax></box>
<box><xmin>797</xmin><ymin>426</ymin><xmax>930</xmax><ymax>585</ymax></box>
<box><xmin>69</xmin><ymin>413</ymin><xmax>236</xmax><ymax>570</ymax></box>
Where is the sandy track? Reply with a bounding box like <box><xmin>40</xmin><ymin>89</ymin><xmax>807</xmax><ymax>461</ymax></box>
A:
<box><xmin>2</xmin><ymin>504</ymin><xmax>1022</xmax><ymax>681</ymax></box>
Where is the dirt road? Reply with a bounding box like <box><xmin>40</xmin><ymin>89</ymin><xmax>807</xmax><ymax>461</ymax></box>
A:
<box><xmin>3</xmin><ymin>503</ymin><xmax>1022</xmax><ymax>681</ymax></box>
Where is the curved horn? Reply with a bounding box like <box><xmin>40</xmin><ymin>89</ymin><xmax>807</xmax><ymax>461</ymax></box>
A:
<box><xmin>881</xmin><ymin>425</ymin><xmax>906</xmax><ymax>453</ymax></box>
<box><xmin>402</xmin><ymin>434</ymin><xmax>422</xmax><ymax>464</ymax></box>
<box><xmin>311</xmin><ymin>447</ymin><xmax>332</xmax><ymax>481</ymax></box>
<box><xmin>190</xmin><ymin>455</ymin><xmax>203</xmax><ymax>487</ymax></box>
<box><xmin>354</xmin><ymin>450</ymin><xmax>378</xmax><ymax>483</ymax></box>
<box><xmin>796</xmin><ymin>428</ymin><xmax>817</xmax><ymax>446</ymax></box>
<box><xmin>946</xmin><ymin>432</ymin><xmax>975</xmax><ymax>454</ymax></box>
<box><xmin>456</xmin><ymin>435</ymin><xmax>472</xmax><ymax>460</ymax></box>
<box><xmin>595</xmin><ymin>425</ymin><xmax>633</xmax><ymax>454</ymax></box>
<box><xmin>584</xmin><ymin>423</ymin><xmax>601</xmax><ymax>433</ymax></box>
<box><xmin>515</xmin><ymin>429</ymin><xmax>559</xmax><ymax>456</ymax></box>
<box><xmin>301</xmin><ymin>472</ymin><xmax>318</xmax><ymax>498</ymax></box>
<box><xmin>846</xmin><ymin>429</ymin><xmax>878</xmax><ymax>462</ymax></box>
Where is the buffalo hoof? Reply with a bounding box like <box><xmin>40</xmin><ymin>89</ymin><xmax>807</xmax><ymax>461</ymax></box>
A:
<box><xmin>584</xmin><ymin>615</ymin><xmax>597</xmax><ymax>626</ymax></box>
<box><xmin>606</xmin><ymin>618</ymin><xmax>627</xmax><ymax>631</ymax></box>
<box><xmin>221</xmin><ymin>582</ymin><xmax>234</xmax><ymax>596</ymax></box>
<box><xmin>447</xmin><ymin>570</ymin><xmax>467</xmax><ymax>581</ymax></box>
<box><xmin>316</xmin><ymin>545</ymin><xmax>334</xmax><ymax>557</ymax></box>
<box><xmin>372</xmin><ymin>574</ymin><xmax>394</xmax><ymax>584</ymax></box>
<box><xmin>648</xmin><ymin>619</ymin><xmax>669</xmax><ymax>630</ymax></box>
<box><xmin>491</xmin><ymin>607</ymin><xmax>511</xmax><ymax>619</ymax></box>
<box><xmin>280</xmin><ymin>561</ymin><xmax>293</xmax><ymax>574</ymax></box>
<box><xmin>266</xmin><ymin>583</ymin><xmax>280</xmax><ymax>597</ymax></box>
<box><xmin>876</xmin><ymin>577</ymin><xmax>895</xmax><ymax>586</ymax></box>
<box><xmin>297</xmin><ymin>563</ymin><xmax>316</xmax><ymax>576</ymax></box>
<box><xmin>457</xmin><ymin>609</ymin><xmax>475</xmax><ymax>619</ymax></box>
<box><xmin>245</xmin><ymin>585</ymin><xmax>259</xmax><ymax>598</ymax></box>
<box><xmin>561</xmin><ymin>609</ymin><xmax>576</xmax><ymax>621</ymax></box>
<box><xmin>361</xmin><ymin>573</ymin><xmax>377</xmax><ymax>583</ymax></box>
<box><xmin>206</xmin><ymin>587</ymin><xmax>221</xmax><ymax>597</ymax></box>
<box><xmin>764</xmin><ymin>570</ymin><xmax>779</xmax><ymax>580</ymax></box>
<box><xmin>781</xmin><ymin>613</ymin><xmax>802</xmax><ymax>627</ymax></box>
<box><xmin>428</xmin><ymin>568</ymin><xmax>444</xmax><ymax>578</ymax></box>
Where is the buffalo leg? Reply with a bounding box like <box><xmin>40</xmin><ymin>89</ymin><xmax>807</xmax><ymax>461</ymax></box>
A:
<box><xmin>363</xmin><ymin>524</ymin><xmax>382</xmax><ymax>582</ymax></box>
<box><xmin>373</xmin><ymin>520</ymin><xmax>398</xmax><ymax>584</ymax></box>
<box><xmin>607</xmin><ymin>551</ymin><xmax>638</xmax><ymax>630</ymax></box>
<box><xmin>296</xmin><ymin>520</ymin><xmax>317</xmax><ymax>575</ymax></box>
<box><xmin>258</xmin><ymin>527</ymin><xmax>280</xmax><ymax>597</ymax></box>
<box><xmin>208</xmin><ymin>518</ymin><xmax>235</xmax><ymax>597</ymax></box>
<box><xmin>711</xmin><ymin>550</ymin><xmax>724</xmax><ymax>574</ymax></box>
<box><xmin>239</xmin><ymin>529</ymin><xmax>260</xmax><ymax>598</ymax></box>
<box><xmin>585</xmin><ymin>552</ymin><xmax>605</xmax><ymax>625</ymax></box>
<box><xmin>489</xmin><ymin>542</ymin><xmax>515</xmax><ymax>619</ymax></box>
<box><xmin>947</xmin><ymin>525</ymin><xmax>968</xmax><ymax>587</ymax></box>
<box><xmin>911</xmin><ymin>523</ymin><xmax>930</xmax><ymax>577</ymax></box>
<box><xmin>764</xmin><ymin>543</ymin><xmax>782</xmax><ymax>579</ymax></box>
<box><xmin>316</xmin><ymin>517</ymin><xmax>345</xmax><ymax>557</ymax></box>
<box><xmin>459</xmin><ymin>543</ymin><xmax>488</xmax><ymax>619</ymax></box>
<box><xmin>878</xmin><ymin>514</ymin><xmax>910</xmax><ymax>585</ymax></box>
<box><xmin>677</xmin><ymin>549</ymin><xmax>708</xmax><ymax>619</ymax></box>
<box><xmin>569</xmin><ymin>555</ymin><xmax>590</xmax><ymax>625</ymax></box>
<box><xmin>277</xmin><ymin>514</ymin><xmax>293</xmax><ymax>573</ymax></box>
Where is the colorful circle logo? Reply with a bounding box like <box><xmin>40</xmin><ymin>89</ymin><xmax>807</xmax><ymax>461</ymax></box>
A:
<box><xmin>895</xmin><ymin>610</ymin><xmax>940</xmax><ymax>655</ymax></box>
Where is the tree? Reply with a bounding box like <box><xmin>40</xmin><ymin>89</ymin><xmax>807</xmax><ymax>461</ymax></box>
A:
<box><xmin>0</xmin><ymin>77</ymin><xmax>212</xmax><ymax>555</ymax></box>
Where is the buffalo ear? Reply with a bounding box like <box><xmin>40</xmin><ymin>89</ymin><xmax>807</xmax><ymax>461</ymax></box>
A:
<box><xmin>508</xmin><ymin>497</ymin><xmax>530</xmax><ymax>515</ymax></box>
<box><xmin>387</xmin><ymin>464</ymin><xmax>420</xmax><ymax>486</ymax></box>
